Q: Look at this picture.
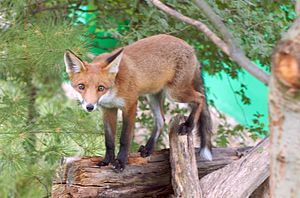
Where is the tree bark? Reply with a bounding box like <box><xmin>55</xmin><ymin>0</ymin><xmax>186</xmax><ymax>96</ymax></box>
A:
<box><xmin>199</xmin><ymin>138</ymin><xmax>269</xmax><ymax>198</ymax></box>
<box><xmin>296</xmin><ymin>1</ymin><xmax>300</xmax><ymax>17</ymax></box>
<box><xmin>269</xmin><ymin>15</ymin><xmax>300</xmax><ymax>198</ymax></box>
<box><xmin>52</xmin><ymin>146</ymin><xmax>250</xmax><ymax>197</ymax></box>
<box><xmin>169</xmin><ymin>115</ymin><xmax>202</xmax><ymax>198</ymax></box>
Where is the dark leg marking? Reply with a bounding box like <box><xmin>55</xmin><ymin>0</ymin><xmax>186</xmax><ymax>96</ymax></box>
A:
<box><xmin>139</xmin><ymin>93</ymin><xmax>165</xmax><ymax>158</ymax></box>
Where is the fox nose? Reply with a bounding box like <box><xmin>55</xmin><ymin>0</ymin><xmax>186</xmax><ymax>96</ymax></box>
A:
<box><xmin>86</xmin><ymin>104</ymin><xmax>94</xmax><ymax>112</ymax></box>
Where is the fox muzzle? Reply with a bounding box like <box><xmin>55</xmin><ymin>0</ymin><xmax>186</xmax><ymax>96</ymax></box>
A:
<box><xmin>86</xmin><ymin>104</ymin><xmax>95</xmax><ymax>112</ymax></box>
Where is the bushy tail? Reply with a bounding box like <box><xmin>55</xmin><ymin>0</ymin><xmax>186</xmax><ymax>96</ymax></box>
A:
<box><xmin>198</xmin><ymin>102</ymin><xmax>213</xmax><ymax>161</ymax></box>
<box><xmin>194</xmin><ymin>64</ymin><xmax>213</xmax><ymax>160</ymax></box>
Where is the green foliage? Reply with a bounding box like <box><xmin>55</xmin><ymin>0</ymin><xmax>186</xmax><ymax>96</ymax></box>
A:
<box><xmin>235</xmin><ymin>84</ymin><xmax>251</xmax><ymax>105</ymax></box>
<box><xmin>0</xmin><ymin>1</ymin><xmax>104</xmax><ymax>197</ymax></box>
<box><xmin>216</xmin><ymin>111</ymin><xmax>267</xmax><ymax>147</ymax></box>
<box><xmin>208</xmin><ymin>0</ymin><xmax>295</xmax><ymax>70</ymax></box>
<box><xmin>84</xmin><ymin>0</ymin><xmax>294</xmax><ymax>76</ymax></box>
<box><xmin>248</xmin><ymin>112</ymin><xmax>268</xmax><ymax>139</ymax></box>
<box><xmin>0</xmin><ymin>82</ymin><xmax>108</xmax><ymax>197</ymax></box>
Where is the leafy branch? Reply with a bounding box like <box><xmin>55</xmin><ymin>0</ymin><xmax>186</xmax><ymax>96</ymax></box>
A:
<box><xmin>149</xmin><ymin>0</ymin><xmax>270</xmax><ymax>85</ymax></box>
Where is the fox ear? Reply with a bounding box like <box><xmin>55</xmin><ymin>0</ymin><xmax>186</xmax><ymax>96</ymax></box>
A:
<box><xmin>105</xmin><ymin>48</ymin><xmax>124</xmax><ymax>75</ymax></box>
<box><xmin>64</xmin><ymin>50</ymin><xmax>86</xmax><ymax>74</ymax></box>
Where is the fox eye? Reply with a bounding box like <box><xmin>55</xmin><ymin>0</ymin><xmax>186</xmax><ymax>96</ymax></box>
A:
<box><xmin>78</xmin><ymin>83</ymin><xmax>85</xmax><ymax>90</ymax></box>
<box><xmin>98</xmin><ymin>85</ymin><xmax>105</xmax><ymax>92</ymax></box>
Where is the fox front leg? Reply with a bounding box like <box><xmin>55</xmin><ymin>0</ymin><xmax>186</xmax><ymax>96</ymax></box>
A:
<box><xmin>112</xmin><ymin>102</ymin><xmax>137</xmax><ymax>172</ymax></box>
<box><xmin>97</xmin><ymin>108</ymin><xmax>118</xmax><ymax>167</ymax></box>
<box><xmin>139</xmin><ymin>92</ymin><xmax>165</xmax><ymax>157</ymax></box>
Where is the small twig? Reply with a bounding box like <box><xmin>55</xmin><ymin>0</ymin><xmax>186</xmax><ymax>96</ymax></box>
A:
<box><xmin>73</xmin><ymin>8</ymin><xmax>99</xmax><ymax>12</ymax></box>
<box><xmin>31</xmin><ymin>5</ymin><xmax>68</xmax><ymax>15</ymax></box>
<box><xmin>35</xmin><ymin>176</ymin><xmax>50</xmax><ymax>198</ymax></box>
<box><xmin>165</xmin><ymin>25</ymin><xmax>191</xmax><ymax>35</ymax></box>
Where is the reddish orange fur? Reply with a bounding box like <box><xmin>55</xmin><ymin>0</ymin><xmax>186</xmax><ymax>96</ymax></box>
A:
<box><xmin>69</xmin><ymin>34</ymin><xmax>202</xmax><ymax>108</ymax></box>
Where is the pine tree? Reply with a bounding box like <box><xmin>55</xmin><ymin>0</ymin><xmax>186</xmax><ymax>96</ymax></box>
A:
<box><xmin>0</xmin><ymin>1</ymin><xmax>105</xmax><ymax>197</ymax></box>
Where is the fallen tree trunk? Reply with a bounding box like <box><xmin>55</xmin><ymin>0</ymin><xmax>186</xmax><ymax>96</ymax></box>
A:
<box><xmin>199</xmin><ymin>138</ymin><xmax>269</xmax><ymax>198</ymax></box>
<box><xmin>52</xmin><ymin>146</ymin><xmax>250</xmax><ymax>197</ymax></box>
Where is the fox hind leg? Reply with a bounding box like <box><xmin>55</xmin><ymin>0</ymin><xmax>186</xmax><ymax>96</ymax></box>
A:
<box><xmin>178</xmin><ymin>102</ymin><xmax>203</xmax><ymax>135</ymax></box>
<box><xmin>167</xmin><ymin>84</ymin><xmax>212</xmax><ymax>161</ymax></box>
<box><xmin>139</xmin><ymin>92</ymin><xmax>165</xmax><ymax>157</ymax></box>
<box><xmin>178</xmin><ymin>92</ymin><xmax>204</xmax><ymax>136</ymax></box>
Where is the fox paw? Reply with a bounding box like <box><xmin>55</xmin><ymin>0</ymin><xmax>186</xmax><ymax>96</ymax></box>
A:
<box><xmin>138</xmin><ymin>145</ymin><xmax>153</xmax><ymax>158</ymax></box>
<box><xmin>97</xmin><ymin>160</ymin><xmax>110</xmax><ymax>167</ymax></box>
<box><xmin>112</xmin><ymin>159</ymin><xmax>125</xmax><ymax>173</ymax></box>
<box><xmin>178</xmin><ymin>122</ymin><xmax>193</xmax><ymax>135</ymax></box>
<box><xmin>97</xmin><ymin>155</ymin><xmax>114</xmax><ymax>167</ymax></box>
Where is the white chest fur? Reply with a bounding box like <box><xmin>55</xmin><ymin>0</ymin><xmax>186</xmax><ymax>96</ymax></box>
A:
<box><xmin>98</xmin><ymin>89</ymin><xmax>125</xmax><ymax>109</ymax></box>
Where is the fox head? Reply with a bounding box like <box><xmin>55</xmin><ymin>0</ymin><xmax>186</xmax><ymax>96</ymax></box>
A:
<box><xmin>64</xmin><ymin>49</ymin><xmax>124</xmax><ymax>112</ymax></box>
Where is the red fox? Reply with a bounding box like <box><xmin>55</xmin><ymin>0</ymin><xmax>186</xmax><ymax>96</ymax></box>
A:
<box><xmin>64</xmin><ymin>34</ymin><xmax>212</xmax><ymax>172</ymax></box>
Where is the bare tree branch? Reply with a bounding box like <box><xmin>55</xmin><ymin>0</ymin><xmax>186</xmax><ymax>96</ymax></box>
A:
<box><xmin>194</xmin><ymin>0</ymin><xmax>270</xmax><ymax>84</ymax></box>
<box><xmin>149</xmin><ymin>0</ymin><xmax>270</xmax><ymax>85</ymax></box>
<box><xmin>149</xmin><ymin>0</ymin><xmax>229</xmax><ymax>54</ymax></box>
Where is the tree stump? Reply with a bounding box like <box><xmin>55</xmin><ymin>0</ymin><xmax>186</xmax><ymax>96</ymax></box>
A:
<box><xmin>169</xmin><ymin>115</ymin><xmax>202</xmax><ymax>197</ymax></box>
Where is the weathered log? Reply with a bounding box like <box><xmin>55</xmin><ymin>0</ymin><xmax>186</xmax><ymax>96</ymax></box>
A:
<box><xmin>169</xmin><ymin>115</ymin><xmax>202</xmax><ymax>197</ymax></box>
<box><xmin>199</xmin><ymin>138</ymin><xmax>269</xmax><ymax>198</ymax></box>
<box><xmin>52</xmin><ymin>146</ymin><xmax>250</xmax><ymax>197</ymax></box>
<box><xmin>269</xmin><ymin>14</ymin><xmax>300</xmax><ymax>197</ymax></box>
